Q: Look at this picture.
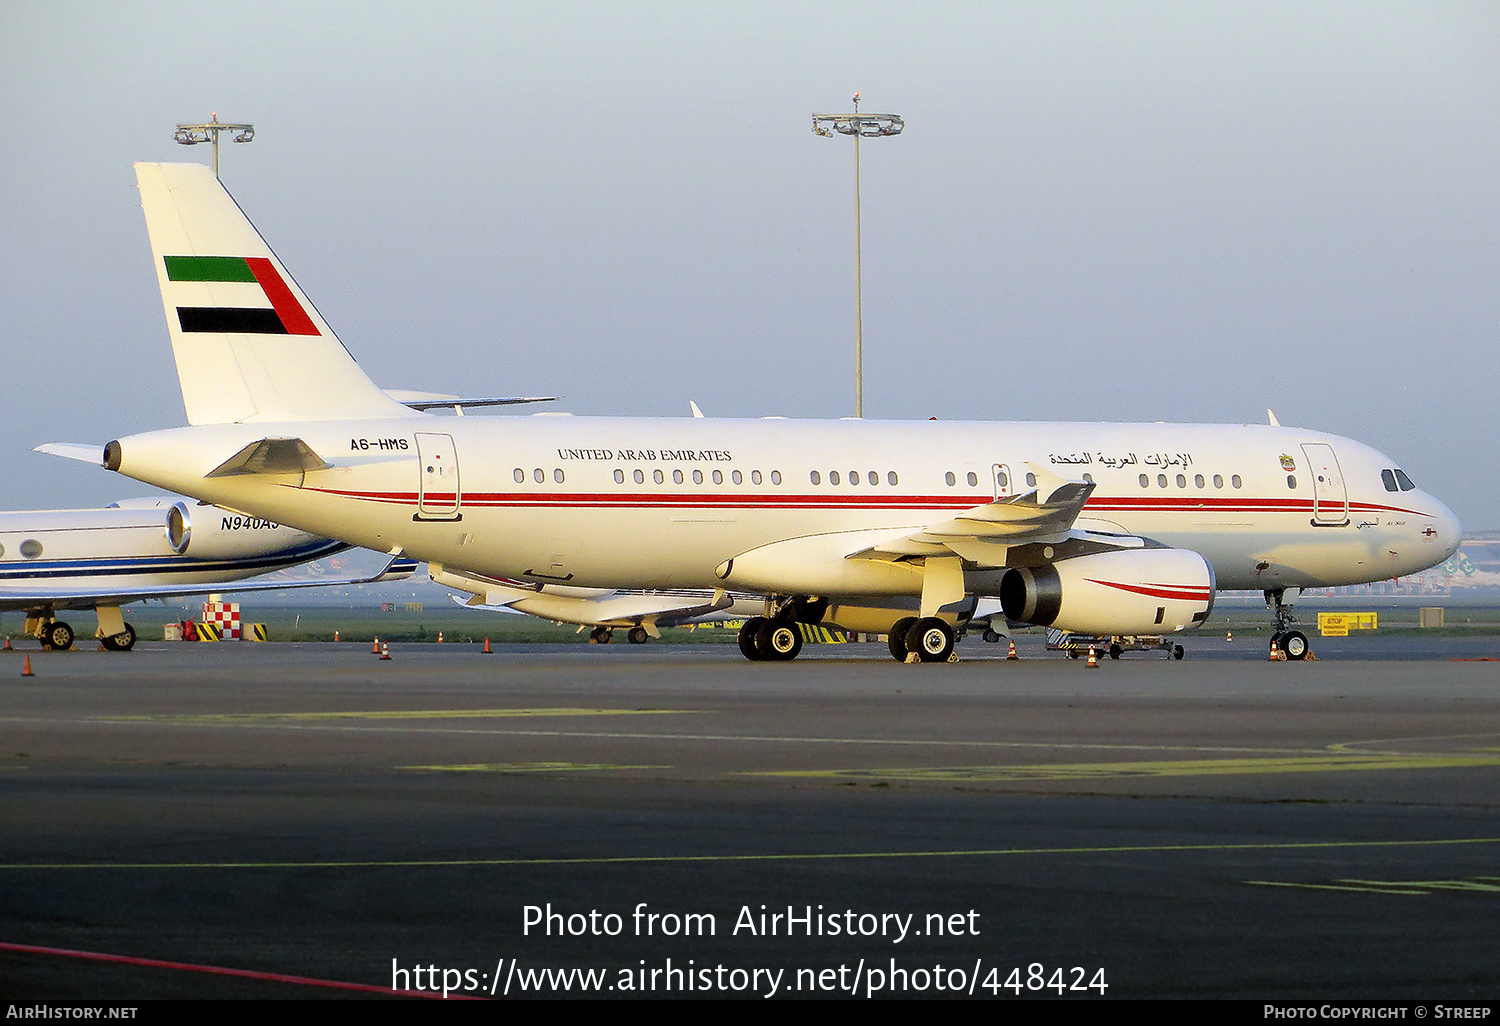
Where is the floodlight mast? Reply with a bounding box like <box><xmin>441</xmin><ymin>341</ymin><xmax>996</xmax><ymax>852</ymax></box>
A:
<box><xmin>812</xmin><ymin>94</ymin><xmax>903</xmax><ymax>419</ymax></box>
<box><xmin>173</xmin><ymin>112</ymin><xmax>255</xmax><ymax>178</ymax></box>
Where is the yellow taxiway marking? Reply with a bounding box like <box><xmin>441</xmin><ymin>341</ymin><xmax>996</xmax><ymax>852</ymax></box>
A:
<box><xmin>399</xmin><ymin>762</ymin><xmax>670</xmax><ymax>773</ymax></box>
<box><xmin>751</xmin><ymin>753</ymin><xmax>1500</xmax><ymax>782</ymax></box>
<box><xmin>1247</xmin><ymin>876</ymin><xmax>1500</xmax><ymax>896</ymax></box>
<box><xmin>101</xmin><ymin>708</ymin><xmax>698</xmax><ymax>724</ymax></box>
<box><xmin>0</xmin><ymin>837</ymin><xmax>1495</xmax><ymax>871</ymax></box>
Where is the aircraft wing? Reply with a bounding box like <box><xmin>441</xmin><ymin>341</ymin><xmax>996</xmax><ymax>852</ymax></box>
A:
<box><xmin>432</xmin><ymin>565</ymin><xmax>744</xmax><ymax>631</ymax></box>
<box><xmin>0</xmin><ymin>554</ymin><xmax>419</xmax><ymax>614</ymax></box>
<box><xmin>849</xmin><ymin>466</ymin><xmax>1096</xmax><ymax>567</ymax></box>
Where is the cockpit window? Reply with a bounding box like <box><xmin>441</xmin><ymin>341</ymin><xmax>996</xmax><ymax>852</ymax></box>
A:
<box><xmin>1381</xmin><ymin>469</ymin><xmax>1398</xmax><ymax>492</ymax></box>
<box><xmin>1394</xmin><ymin>469</ymin><xmax>1415</xmax><ymax>491</ymax></box>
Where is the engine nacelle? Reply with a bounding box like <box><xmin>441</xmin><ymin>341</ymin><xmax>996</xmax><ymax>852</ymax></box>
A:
<box><xmin>1000</xmin><ymin>548</ymin><xmax>1215</xmax><ymax>635</ymax></box>
<box><xmin>165</xmin><ymin>502</ymin><xmax>322</xmax><ymax>559</ymax></box>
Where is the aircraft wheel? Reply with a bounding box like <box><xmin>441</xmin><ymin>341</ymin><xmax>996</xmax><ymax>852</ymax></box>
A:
<box><xmin>757</xmin><ymin>621</ymin><xmax>802</xmax><ymax>661</ymax></box>
<box><xmin>1172</xmin><ymin>644</ymin><xmax>1185</xmax><ymax>660</ymax></box>
<box><xmin>113</xmin><ymin>623</ymin><xmax>137</xmax><ymax>652</ymax></box>
<box><xmin>982</xmin><ymin>628</ymin><xmax>1002</xmax><ymax>644</ymax></box>
<box><xmin>738</xmin><ymin>617</ymin><xmax>766</xmax><ymax>661</ymax></box>
<box><xmin>1109</xmin><ymin>643</ymin><xmax>1122</xmax><ymax>660</ymax></box>
<box><xmin>45</xmin><ymin>621</ymin><xmax>74</xmax><ymax>652</ymax></box>
<box><xmin>1069</xmin><ymin>650</ymin><xmax>1080</xmax><ymax>660</ymax></box>
<box><xmin>908</xmin><ymin>617</ymin><xmax>955</xmax><ymax>663</ymax></box>
<box><xmin>888</xmin><ymin>617</ymin><xmax>916</xmax><ymax>661</ymax></box>
<box><xmin>1281</xmin><ymin>631</ymin><xmax>1309</xmax><ymax>660</ymax></box>
<box><xmin>627</xmin><ymin>626</ymin><xmax>650</xmax><ymax>645</ymax></box>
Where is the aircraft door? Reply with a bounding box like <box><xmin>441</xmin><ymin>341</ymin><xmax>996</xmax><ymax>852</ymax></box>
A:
<box><xmin>415</xmin><ymin>432</ymin><xmax>461</xmax><ymax>521</ymax></box>
<box><xmin>991</xmin><ymin>463</ymin><xmax>1015</xmax><ymax>500</ymax></box>
<box><xmin>1300</xmin><ymin>443</ymin><xmax>1347</xmax><ymax>525</ymax></box>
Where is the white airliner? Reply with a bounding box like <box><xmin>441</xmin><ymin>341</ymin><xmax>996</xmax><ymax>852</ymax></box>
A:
<box><xmin>43</xmin><ymin>162</ymin><xmax>1463</xmax><ymax>662</ymax></box>
<box><xmin>0</xmin><ymin>494</ymin><xmax>417</xmax><ymax>650</ymax></box>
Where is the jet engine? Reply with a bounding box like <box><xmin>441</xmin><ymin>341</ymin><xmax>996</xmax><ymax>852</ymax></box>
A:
<box><xmin>1000</xmin><ymin>548</ymin><xmax>1215</xmax><ymax>635</ymax></box>
<box><xmin>165</xmin><ymin>501</ymin><xmax>322</xmax><ymax>558</ymax></box>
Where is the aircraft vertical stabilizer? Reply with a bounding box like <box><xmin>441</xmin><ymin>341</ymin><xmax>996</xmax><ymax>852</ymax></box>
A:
<box><xmin>134</xmin><ymin>162</ymin><xmax>412</xmax><ymax>426</ymax></box>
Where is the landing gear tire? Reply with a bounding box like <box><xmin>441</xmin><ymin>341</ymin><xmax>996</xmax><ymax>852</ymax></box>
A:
<box><xmin>589</xmin><ymin>626</ymin><xmax>612</xmax><ymax>644</ymax></box>
<box><xmin>888</xmin><ymin>617</ymin><xmax>917</xmax><ymax>661</ymax></box>
<box><xmin>982</xmin><ymin>628</ymin><xmax>1002</xmax><ymax>644</ymax></box>
<box><xmin>738</xmin><ymin>617</ymin><xmax>766</xmax><ymax>661</ymax></box>
<box><xmin>43</xmin><ymin>621</ymin><xmax>74</xmax><ymax>652</ymax></box>
<box><xmin>907</xmin><ymin>617</ymin><xmax>955</xmax><ymax>663</ymax></box>
<box><xmin>1280</xmin><ymin>631</ymin><xmax>1309</xmax><ymax>660</ymax></box>
<box><xmin>756</xmin><ymin>621</ymin><xmax>802</xmax><ymax>661</ymax></box>
<box><xmin>1108</xmin><ymin>643</ymin><xmax>1122</xmax><ymax>660</ymax></box>
<box><xmin>101</xmin><ymin>623</ymin><xmax>137</xmax><ymax>652</ymax></box>
<box><xmin>627</xmin><ymin>626</ymin><xmax>650</xmax><ymax>645</ymax></box>
<box><xmin>1172</xmin><ymin>644</ymin><xmax>1185</xmax><ymax>660</ymax></box>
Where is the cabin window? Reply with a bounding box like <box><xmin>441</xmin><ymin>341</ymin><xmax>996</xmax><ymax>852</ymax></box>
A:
<box><xmin>653</xmin><ymin>469</ymin><xmax>664</xmax><ymax>484</ymax></box>
<box><xmin>810</xmin><ymin>471</ymin><xmax>821</xmax><ymax>485</ymax></box>
<box><xmin>848</xmin><ymin>471</ymin><xmax>858</xmax><ymax>487</ymax></box>
<box><xmin>1139</xmin><ymin>474</ymin><xmax>1149</xmax><ymax>488</ymax></box>
<box><xmin>554</xmin><ymin>469</ymin><xmax>565</xmax><ymax>483</ymax></box>
<box><xmin>713</xmin><ymin>470</ymin><xmax>723</xmax><ymax>485</ymax></box>
<box><xmin>966</xmin><ymin>472</ymin><xmax>978</xmax><ymax>487</ymax></box>
<box><xmin>633</xmin><ymin>469</ymin><xmax>645</xmax><ymax>484</ymax></box>
<box><xmin>751</xmin><ymin>470</ymin><xmax>763</xmax><ymax>485</ymax></box>
<box><xmin>1381</xmin><ymin>469</ymin><xmax>1398</xmax><ymax>492</ymax></box>
<box><xmin>1213</xmin><ymin>474</ymin><xmax>1224</xmax><ymax>488</ymax></box>
<box><xmin>1026</xmin><ymin>472</ymin><xmax>1036</xmax><ymax>487</ymax></box>
<box><xmin>513</xmin><ymin>468</ymin><xmax>525</xmax><ymax>484</ymax></box>
<box><xmin>1176</xmin><ymin>474</ymin><xmax>1186</xmax><ymax>488</ymax></box>
<box><xmin>830</xmin><ymin>471</ymin><xmax>841</xmax><ymax>485</ymax></box>
<box><xmin>868</xmin><ymin>471</ymin><xmax>878</xmax><ymax>485</ymax></box>
<box><xmin>1287</xmin><ymin>475</ymin><xmax>1297</xmax><ymax>489</ymax></box>
<box><xmin>1195</xmin><ymin>474</ymin><xmax>1205</xmax><ymax>488</ymax></box>
<box><xmin>1232</xmin><ymin>475</ymin><xmax>1242</xmax><ymax>488</ymax></box>
<box><xmin>20</xmin><ymin>539</ymin><xmax>42</xmax><ymax>558</ymax></box>
<box><xmin>692</xmin><ymin>470</ymin><xmax>703</xmax><ymax>484</ymax></box>
<box><xmin>732</xmin><ymin>470</ymin><xmax>743</xmax><ymax>485</ymax></box>
<box><xmin>889</xmin><ymin>471</ymin><xmax>899</xmax><ymax>486</ymax></box>
<box><xmin>945</xmin><ymin>472</ymin><xmax>956</xmax><ymax>486</ymax></box>
<box><xmin>1394</xmin><ymin>469</ymin><xmax>1415</xmax><ymax>491</ymax></box>
<box><xmin>770</xmin><ymin>470</ymin><xmax>781</xmax><ymax>485</ymax></box>
<box><xmin>1158</xmin><ymin>474</ymin><xmax>1168</xmax><ymax>488</ymax></box>
<box><xmin>614</xmin><ymin>469</ymin><xmax>625</xmax><ymax>484</ymax></box>
<box><xmin>533</xmin><ymin>468</ymin><xmax>545</xmax><ymax>484</ymax></box>
<box><xmin>996</xmin><ymin>470</ymin><xmax>1009</xmax><ymax>489</ymax></box>
<box><xmin>673</xmin><ymin>470</ymin><xmax>683</xmax><ymax>484</ymax></box>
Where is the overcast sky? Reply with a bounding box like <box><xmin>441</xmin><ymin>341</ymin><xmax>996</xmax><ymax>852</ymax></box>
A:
<box><xmin>3</xmin><ymin>2</ymin><xmax>1497</xmax><ymax>528</ymax></box>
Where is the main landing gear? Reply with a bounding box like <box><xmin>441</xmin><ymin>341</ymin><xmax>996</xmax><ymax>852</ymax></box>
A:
<box><xmin>737</xmin><ymin>617</ymin><xmax>803</xmax><ymax>662</ymax></box>
<box><xmin>887</xmin><ymin>617</ymin><xmax>956</xmax><ymax>663</ymax></box>
<box><xmin>1265</xmin><ymin>588</ymin><xmax>1310</xmax><ymax>661</ymax></box>
<box><xmin>101</xmin><ymin>623</ymin><xmax>137</xmax><ymax>652</ymax></box>
<box><xmin>40</xmin><ymin>620</ymin><xmax>75</xmax><ymax>651</ymax></box>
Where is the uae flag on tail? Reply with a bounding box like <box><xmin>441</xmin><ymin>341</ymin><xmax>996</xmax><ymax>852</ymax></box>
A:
<box><xmin>165</xmin><ymin>255</ymin><xmax>319</xmax><ymax>335</ymax></box>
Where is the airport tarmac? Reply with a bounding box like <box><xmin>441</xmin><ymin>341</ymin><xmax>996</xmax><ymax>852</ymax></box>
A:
<box><xmin>1</xmin><ymin>633</ymin><xmax>1498</xmax><ymax>999</ymax></box>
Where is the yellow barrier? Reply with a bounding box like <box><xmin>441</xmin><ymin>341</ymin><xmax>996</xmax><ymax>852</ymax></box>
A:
<box><xmin>1318</xmin><ymin>612</ymin><xmax>1378</xmax><ymax>637</ymax></box>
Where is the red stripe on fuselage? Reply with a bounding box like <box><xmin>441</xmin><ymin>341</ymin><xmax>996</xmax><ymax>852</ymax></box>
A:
<box><xmin>1084</xmin><ymin>579</ymin><xmax>1214</xmax><ymax>602</ymax></box>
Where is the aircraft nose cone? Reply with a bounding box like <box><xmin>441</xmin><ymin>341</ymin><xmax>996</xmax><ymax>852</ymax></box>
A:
<box><xmin>1423</xmin><ymin>494</ymin><xmax>1463</xmax><ymax>563</ymax></box>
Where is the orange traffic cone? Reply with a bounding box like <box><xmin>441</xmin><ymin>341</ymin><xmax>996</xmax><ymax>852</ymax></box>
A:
<box><xmin>21</xmin><ymin>654</ymin><xmax>33</xmax><ymax>677</ymax></box>
<box><xmin>380</xmin><ymin>642</ymin><xmax>391</xmax><ymax>661</ymax></box>
<box><xmin>1086</xmin><ymin>645</ymin><xmax>1098</xmax><ymax>668</ymax></box>
<box><xmin>1006</xmin><ymin>639</ymin><xmax>1018</xmax><ymax>660</ymax></box>
<box><xmin>334</xmin><ymin>630</ymin><xmax>340</xmax><ymax>642</ymax></box>
<box><xmin>3</xmin><ymin>637</ymin><xmax>11</xmax><ymax>651</ymax></box>
<box><xmin>482</xmin><ymin>637</ymin><xmax>492</xmax><ymax>654</ymax></box>
<box><xmin>1226</xmin><ymin>630</ymin><xmax>1232</xmax><ymax>642</ymax></box>
<box><xmin>372</xmin><ymin>637</ymin><xmax>381</xmax><ymax>655</ymax></box>
<box><xmin>1269</xmin><ymin>642</ymin><xmax>1286</xmax><ymax>661</ymax></box>
<box><xmin>437</xmin><ymin>631</ymin><xmax>444</xmax><ymax>643</ymax></box>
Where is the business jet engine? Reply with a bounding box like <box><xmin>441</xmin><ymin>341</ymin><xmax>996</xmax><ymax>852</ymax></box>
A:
<box><xmin>165</xmin><ymin>501</ymin><xmax>321</xmax><ymax>558</ymax></box>
<box><xmin>999</xmin><ymin>548</ymin><xmax>1215</xmax><ymax>636</ymax></box>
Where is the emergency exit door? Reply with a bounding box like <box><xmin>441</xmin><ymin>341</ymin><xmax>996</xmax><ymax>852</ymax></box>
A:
<box><xmin>415</xmin><ymin>432</ymin><xmax>461</xmax><ymax>520</ymax></box>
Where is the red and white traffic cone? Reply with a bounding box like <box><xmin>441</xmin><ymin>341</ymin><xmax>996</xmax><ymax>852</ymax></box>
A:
<box><xmin>482</xmin><ymin>637</ymin><xmax>492</xmax><ymax>654</ymax></box>
<box><xmin>1006</xmin><ymin>639</ymin><xmax>1018</xmax><ymax>660</ymax></box>
<box><xmin>1086</xmin><ymin>645</ymin><xmax>1098</xmax><ymax>668</ymax></box>
<box><xmin>21</xmin><ymin>654</ymin><xmax>33</xmax><ymax>677</ymax></box>
<box><xmin>1226</xmin><ymin>630</ymin><xmax>1232</xmax><ymax>642</ymax></box>
<box><xmin>437</xmin><ymin>631</ymin><xmax>444</xmax><ymax>643</ymax></box>
<box><xmin>334</xmin><ymin>630</ymin><xmax>340</xmax><ymax>642</ymax></box>
<box><xmin>372</xmin><ymin>637</ymin><xmax>381</xmax><ymax>655</ymax></box>
<box><xmin>380</xmin><ymin>642</ymin><xmax>391</xmax><ymax>661</ymax></box>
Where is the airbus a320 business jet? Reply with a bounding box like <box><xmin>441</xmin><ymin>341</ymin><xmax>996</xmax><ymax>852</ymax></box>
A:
<box><xmin>44</xmin><ymin>162</ymin><xmax>1462</xmax><ymax>662</ymax></box>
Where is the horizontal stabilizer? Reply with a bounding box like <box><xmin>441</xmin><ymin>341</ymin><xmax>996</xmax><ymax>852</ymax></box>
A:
<box><xmin>207</xmin><ymin>438</ymin><xmax>330</xmax><ymax>477</ymax></box>
<box><xmin>33</xmin><ymin>443</ymin><xmax>106</xmax><ymax>466</ymax></box>
<box><xmin>383</xmin><ymin>390</ymin><xmax>559</xmax><ymax>411</ymax></box>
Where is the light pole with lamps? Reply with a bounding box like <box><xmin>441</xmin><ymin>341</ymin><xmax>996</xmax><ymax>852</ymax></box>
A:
<box><xmin>812</xmin><ymin>94</ymin><xmax>903</xmax><ymax>418</ymax></box>
<box><xmin>173</xmin><ymin>112</ymin><xmax>255</xmax><ymax>178</ymax></box>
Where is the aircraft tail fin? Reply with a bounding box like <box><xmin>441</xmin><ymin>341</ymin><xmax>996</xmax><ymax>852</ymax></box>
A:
<box><xmin>134</xmin><ymin>162</ymin><xmax>412</xmax><ymax>425</ymax></box>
